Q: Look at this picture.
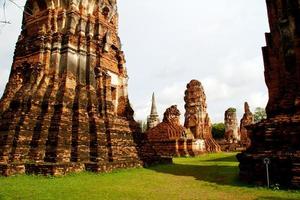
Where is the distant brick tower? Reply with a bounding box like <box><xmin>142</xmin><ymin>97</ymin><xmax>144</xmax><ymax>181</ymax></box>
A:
<box><xmin>239</xmin><ymin>102</ymin><xmax>253</xmax><ymax>147</ymax></box>
<box><xmin>184</xmin><ymin>80</ymin><xmax>220</xmax><ymax>152</ymax></box>
<box><xmin>147</xmin><ymin>93</ymin><xmax>160</xmax><ymax>130</ymax></box>
<box><xmin>224</xmin><ymin>108</ymin><xmax>240</xmax><ymax>142</ymax></box>
<box><xmin>0</xmin><ymin>0</ymin><xmax>147</xmax><ymax>176</ymax></box>
<box><xmin>237</xmin><ymin>0</ymin><xmax>300</xmax><ymax>188</ymax></box>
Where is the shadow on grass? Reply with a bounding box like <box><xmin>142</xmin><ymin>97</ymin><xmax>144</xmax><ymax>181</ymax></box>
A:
<box><xmin>207</xmin><ymin>155</ymin><xmax>238</xmax><ymax>162</ymax></box>
<box><xmin>148</xmin><ymin>153</ymin><xmax>247</xmax><ymax>187</ymax></box>
<box><xmin>149</xmin><ymin>163</ymin><xmax>247</xmax><ymax>187</ymax></box>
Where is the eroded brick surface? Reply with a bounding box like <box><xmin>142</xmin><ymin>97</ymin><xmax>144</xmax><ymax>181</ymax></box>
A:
<box><xmin>237</xmin><ymin>0</ymin><xmax>300</xmax><ymax>188</ymax></box>
<box><xmin>0</xmin><ymin>0</ymin><xmax>161</xmax><ymax>176</ymax></box>
<box><xmin>184</xmin><ymin>80</ymin><xmax>220</xmax><ymax>152</ymax></box>
<box><xmin>147</xmin><ymin>105</ymin><xmax>205</xmax><ymax>157</ymax></box>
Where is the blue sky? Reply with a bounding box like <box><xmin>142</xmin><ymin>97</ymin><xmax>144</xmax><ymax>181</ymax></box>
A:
<box><xmin>0</xmin><ymin>0</ymin><xmax>269</xmax><ymax>123</ymax></box>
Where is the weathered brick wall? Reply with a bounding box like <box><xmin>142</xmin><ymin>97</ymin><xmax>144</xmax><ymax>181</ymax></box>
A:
<box><xmin>238</xmin><ymin>0</ymin><xmax>300</xmax><ymax>188</ymax></box>
<box><xmin>0</xmin><ymin>0</ymin><xmax>162</xmax><ymax>176</ymax></box>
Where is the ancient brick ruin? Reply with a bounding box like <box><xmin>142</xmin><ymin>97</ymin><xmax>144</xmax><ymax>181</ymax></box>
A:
<box><xmin>184</xmin><ymin>80</ymin><xmax>220</xmax><ymax>152</ymax></box>
<box><xmin>146</xmin><ymin>80</ymin><xmax>222</xmax><ymax>157</ymax></box>
<box><xmin>0</xmin><ymin>0</ymin><xmax>162</xmax><ymax>176</ymax></box>
<box><xmin>237</xmin><ymin>0</ymin><xmax>300</xmax><ymax>188</ymax></box>
<box><xmin>147</xmin><ymin>105</ymin><xmax>184</xmax><ymax>141</ymax></box>
<box><xmin>217</xmin><ymin>107</ymin><xmax>245</xmax><ymax>152</ymax></box>
<box><xmin>239</xmin><ymin>102</ymin><xmax>253</xmax><ymax>147</ymax></box>
<box><xmin>224</xmin><ymin>108</ymin><xmax>240</xmax><ymax>142</ymax></box>
<box><xmin>147</xmin><ymin>105</ymin><xmax>205</xmax><ymax>157</ymax></box>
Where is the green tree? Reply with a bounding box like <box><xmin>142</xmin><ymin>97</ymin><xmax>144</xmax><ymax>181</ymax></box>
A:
<box><xmin>212</xmin><ymin>123</ymin><xmax>225</xmax><ymax>139</ymax></box>
<box><xmin>227</xmin><ymin>108</ymin><xmax>236</xmax><ymax>113</ymax></box>
<box><xmin>254</xmin><ymin>107</ymin><xmax>267</xmax><ymax>123</ymax></box>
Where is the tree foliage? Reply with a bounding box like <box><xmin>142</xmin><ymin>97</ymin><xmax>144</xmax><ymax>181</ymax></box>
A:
<box><xmin>212</xmin><ymin>123</ymin><xmax>225</xmax><ymax>139</ymax></box>
<box><xmin>254</xmin><ymin>107</ymin><xmax>267</xmax><ymax>123</ymax></box>
<box><xmin>227</xmin><ymin>108</ymin><xmax>236</xmax><ymax>113</ymax></box>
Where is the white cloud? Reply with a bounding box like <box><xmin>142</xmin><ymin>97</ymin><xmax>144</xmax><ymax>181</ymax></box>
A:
<box><xmin>0</xmin><ymin>0</ymin><xmax>25</xmax><ymax>96</ymax></box>
<box><xmin>0</xmin><ymin>67</ymin><xmax>9</xmax><ymax>95</ymax></box>
<box><xmin>202</xmin><ymin>78</ymin><xmax>232</xmax><ymax>101</ymax></box>
<box><xmin>0</xmin><ymin>0</ymin><xmax>269</xmax><ymax>125</ymax></box>
<box><xmin>249</xmin><ymin>92</ymin><xmax>268</xmax><ymax>109</ymax></box>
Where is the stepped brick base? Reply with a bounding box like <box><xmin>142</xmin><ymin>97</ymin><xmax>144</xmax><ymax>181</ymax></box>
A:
<box><xmin>217</xmin><ymin>140</ymin><xmax>246</xmax><ymax>152</ymax></box>
<box><xmin>237</xmin><ymin>115</ymin><xmax>300</xmax><ymax>188</ymax></box>
<box><xmin>0</xmin><ymin>159</ymin><xmax>172</xmax><ymax>176</ymax></box>
<box><xmin>150</xmin><ymin>139</ymin><xmax>206</xmax><ymax>157</ymax></box>
<box><xmin>0</xmin><ymin>163</ymin><xmax>85</xmax><ymax>176</ymax></box>
<box><xmin>0</xmin><ymin>161</ymin><xmax>140</xmax><ymax>176</ymax></box>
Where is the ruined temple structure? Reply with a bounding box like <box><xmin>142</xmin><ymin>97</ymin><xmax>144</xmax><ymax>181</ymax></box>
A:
<box><xmin>237</xmin><ymin>0</ymin><xmax>300</xmax><ymax>188</ymax></box>
<box><xmin>184</xmin><ymin>80</ymin><xmax>220</xmax><ymax>152</ymax></box>
<box><xmin>239</xmin><ymin>102</ymin><xmax>254</xmax><ymax>147</ymax></box>
<box><xmin>147</xmin><ymin>105</ymin><xmax>185</xmax><ymax>141</ymax></box>
<box><xmin>147</xmin><ymin>93</ymin><xmax>160</xmax><ymax>130</ymax></box>
<box><xmin>0</xmin><ymin>0</ymin><xmax>161</xmax><ymax>176</ymax></box>
<box><xmin>224</xmin><ymin>108</ymin><xmax>240</xmax><ymax>142</ymax></box>
<box><xmin>217</xmin><ymin>107</ymin><xmax>241</xmax><ymax>152</ymax></box>
<box><xmin>147</xmin><ymin>105</ymin><xmax>205</xmax><ymax>157</ymax></box>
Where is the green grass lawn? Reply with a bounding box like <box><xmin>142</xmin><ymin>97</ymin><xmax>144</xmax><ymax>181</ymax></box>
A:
<box><xmin>0</xmin><ymin>153</ymin><xmax>299</xmax><ymax>200</ymax></box>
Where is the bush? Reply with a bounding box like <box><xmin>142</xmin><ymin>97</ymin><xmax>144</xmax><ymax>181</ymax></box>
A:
<box><xmin>212</xmin><ymin>123</ymin><xmax>225</xmax><ymax>139</ymax></box>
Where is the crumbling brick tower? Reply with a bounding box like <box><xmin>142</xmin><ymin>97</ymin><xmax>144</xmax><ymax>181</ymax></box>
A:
<box><xmin>238</xmin><ymin>0</ymin><xmax>300</xmax><ymax>188</ymax></box>
<box><xmin>0</xmin><ymin>0</ymin><xmax>144</xmax><ymax>175</ymax></box>
<box><xmin>184</xmin><ymin>80</ymin><xmax>220</xmax><ymax>152</ymax></box>
<box><xmin>224</xmin><ymin>108</ymin><xmax>240</xmax><ymax>142</ymax></box>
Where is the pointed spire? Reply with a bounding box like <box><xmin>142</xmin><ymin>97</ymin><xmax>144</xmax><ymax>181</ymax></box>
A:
<box><xmin>150</xmin><ymin>92</ymin><xmax>158</xmax><ymax>116</ymax></box>
<box><xmin>147</xmin><ymin>92</ymin><xmax>160</xmax><ymax>130</ymax></box>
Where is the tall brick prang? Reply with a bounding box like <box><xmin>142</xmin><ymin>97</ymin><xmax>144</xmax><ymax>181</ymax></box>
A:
<box><xmin>184</xmin><ymin>80</ymin><xmax>220</xmax><ymax>152</ymax></box>
<box><xmin>237</xmin><ymin>0</ymin><xmax>300</xmax><ymax>188</ymax></box>
<box><xmin>0</xmin><ymin>0</ymin><xmax>159</xmax><ymax>176</ymax></box>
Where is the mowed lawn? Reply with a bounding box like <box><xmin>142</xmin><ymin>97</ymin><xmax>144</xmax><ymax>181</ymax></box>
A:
<box><xmin>0</xmin><ymin>153</ymin><xmax>300</xmax><ymax>200</ymax></box>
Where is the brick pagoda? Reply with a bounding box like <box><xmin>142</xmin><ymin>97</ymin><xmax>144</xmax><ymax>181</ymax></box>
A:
<box><xmin>0</xmin><ymin>0</ymin><xmax>159</xmax><ymax>176</ymax></box>
<box><xmin>237</xmin><ymin>0</ymin><xmax>300</xmax><ymax>188</ymax></box>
